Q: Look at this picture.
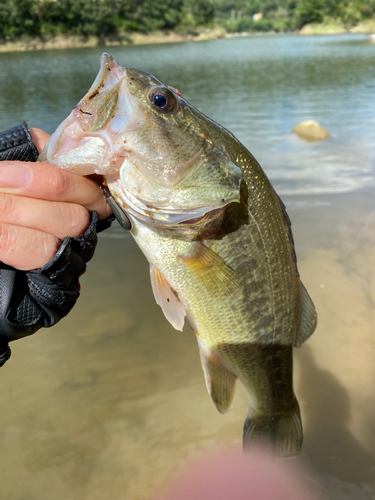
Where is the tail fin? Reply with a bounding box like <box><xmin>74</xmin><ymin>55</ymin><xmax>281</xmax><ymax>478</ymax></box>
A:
<box><xmin>243</xmin><ymin>399</ymin><xmax>303</xmax><ymax>458</ymax></box>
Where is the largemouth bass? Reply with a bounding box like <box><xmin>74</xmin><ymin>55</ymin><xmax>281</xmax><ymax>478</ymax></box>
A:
<box><xmin>40</xmin><ymin>53</ymin><xmax>317</xmax><ymax>457</ymax></box>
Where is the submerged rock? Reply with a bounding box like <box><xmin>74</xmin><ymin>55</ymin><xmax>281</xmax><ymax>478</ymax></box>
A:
<box><xmin>292</xmin><ymin>120</ymin><xmax>330</xmax><ymax>142</ymax></box>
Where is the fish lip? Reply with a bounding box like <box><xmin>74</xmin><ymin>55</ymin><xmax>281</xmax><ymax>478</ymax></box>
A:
<box><xmin>84</xmin><ymin>53</ymin><xmax>116</xmax><ymax>98</ymax></box>
<box><xmin>83</xmin><ymin>53</ymin><xmax>112</xmax><ymax>102</ymax></box>
<box><xmin>80</xmin><ymin>53</ymin><xmax>127</xmax><ymax>106</ymax></box>
<box><xmin>101</xmin><ymin>52</ymin><xmax>111</xmax><ymax>66</ymax></box>
<box><xmin>105</xmin><ymin>53</ymin><xmax>128</xmax><ymax>82</ymax></box>
<box><xmin>42</xmin><ymin>53</ymin><xmax>132</xmax><ymax>173</ymax></box>
<box><xmin>42</xmin><ymin>53</ymin><xmax>117</xmax><ymax>163</ymax></box>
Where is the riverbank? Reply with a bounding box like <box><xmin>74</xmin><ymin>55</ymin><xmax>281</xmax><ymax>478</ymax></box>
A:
<box><xmin>298</xmin><ymin>18</ymin><xmax>375</xmax><ymax>35</ymax></box>
<box><xmin>0</xmin><ymin>28</ymin><xmax>228</xmax><ymax>53</ymax></box>
<box><xmin>1</xmin><ymin>19</ymin><xmax>374</xmax><ymax>53</ymax></box>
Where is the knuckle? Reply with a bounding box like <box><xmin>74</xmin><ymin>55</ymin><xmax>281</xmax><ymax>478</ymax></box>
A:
<box><xmin>98</xmin><ymin>194</ymin><xmax>113</xmax><ymax>219</ymax></box>
<box><xmin>0</xmin><ymin>223</ymin><xmax>60</xmax><ymax>270</ymax></box>
<box><xmin>0</xmin><ymin>193</ymin><xmax>15</xmax><ymax>220</ymax></box>
<box><xmin>0</xmin><ymin>223</ymin><xmax>6</xmax><ymax>252</ymax></box>
<box><xmin>47</xmin><ymin>169</ymin><xmax>72</xmax><ymax>198</ymax></box>
<box><xmin>0</xmin><ymin>223</ymin><xmax>13</xmax><ymax>260</ymax></box>
<box><xmin>65</xmin><ymin>204</ymin><xmax>90</xmax><ymax>237</ymax></box>
<box><xmin>41</xmin><ymin>233</ymin><xmax>60</xmax><ymax>265</ymax></box>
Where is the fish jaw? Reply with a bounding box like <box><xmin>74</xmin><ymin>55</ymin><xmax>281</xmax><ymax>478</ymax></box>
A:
<box><xmin>105</xmin><ymin>149</ymin><xmax>243</xmax><ymax>230</ymax></box>
<box><xmin>39</xmin><ymin>53</ymin><xmax>139</xmax><ymax>175</ymax></box>
<box><xmin>106</xmin><ymin>171</ymin><xmax>242</xmax><ymax>231</ymax></box>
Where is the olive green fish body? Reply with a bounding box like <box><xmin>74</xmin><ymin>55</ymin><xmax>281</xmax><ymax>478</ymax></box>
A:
<box><xmin>41</xmin><ymin>53</ymin><xmax>317</xmax><ymax>457</ymax></box>
<box><xmin>131</xmin><ymin>138</ymin><xmax>304</xmax><ymax>456</ymax></box>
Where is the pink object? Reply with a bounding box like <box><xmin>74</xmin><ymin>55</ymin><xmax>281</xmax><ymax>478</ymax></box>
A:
<box><xmin>154</xmin><ymin>449</ymin><xmax>317</xmax><ymax>500</ymax></box>
<box><xmin>168</xmin><ymin>86</ymin><xmax>183</xmax><ymax>97</ymax></box>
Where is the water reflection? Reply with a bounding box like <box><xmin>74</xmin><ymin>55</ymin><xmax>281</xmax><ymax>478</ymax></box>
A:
<box><xmin>0</xmin><ymin>34</ymin><xmax>374</xmax><ymax>195</ymax></box>
<box><xmin>0</xmin><ymin>34</ymin><xmax>374</xmax><ymax>499</ymax></box>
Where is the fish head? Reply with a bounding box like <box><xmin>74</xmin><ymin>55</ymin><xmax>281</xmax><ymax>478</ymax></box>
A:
<box><xmin>40</xmin><ymin>53</ymin><xmax>243</xmax><ymax>229</ymax></box>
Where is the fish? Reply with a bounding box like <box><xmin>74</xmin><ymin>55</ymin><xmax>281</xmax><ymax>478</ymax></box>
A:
<box><xmin>39</xmin><ymin>53</ymin><xmax>317</xmax><ymax>457</ymax></box>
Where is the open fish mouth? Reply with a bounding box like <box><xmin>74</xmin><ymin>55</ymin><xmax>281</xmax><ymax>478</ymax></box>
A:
<box><xmin>85</xmin><ymin>53</ymin><xmax>126</xmax><ymax>99</ymax></box>
<box><xmin>39</xmin><ymin>53</ymin><xmax>135</xmax><ymax>176</ymax></box>
<box><xmin>76</xmin><ymin>53</ymin><xmax>129</xmax><ymax>134</ymax></box>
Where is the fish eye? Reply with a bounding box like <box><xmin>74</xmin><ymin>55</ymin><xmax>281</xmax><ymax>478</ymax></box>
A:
<box><xmin>149</xmin><ymin>89</ymin><xmax>175</xmax><ymax>112</ymax></box>
<box><xmin>154</xmin><ymin>94</ymin><xmax>167</xmax><ymax>108</ymax></box>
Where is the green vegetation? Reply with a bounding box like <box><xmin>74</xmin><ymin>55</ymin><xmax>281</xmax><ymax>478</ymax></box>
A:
<box><xmin>0</xmin><ymin>0</ymin><xmax>374</xmax><ymax>42</ymax></box>
<box><xmin>215</xmin><ymin>0</ymin><xmax>375</xmax><ymax>32</ymax></box>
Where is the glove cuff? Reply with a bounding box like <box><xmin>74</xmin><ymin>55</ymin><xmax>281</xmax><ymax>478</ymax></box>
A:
<box><xmin>0</xmin><ymin>122</ymin><xmax>39</xmax><ymax>162</ymax></box>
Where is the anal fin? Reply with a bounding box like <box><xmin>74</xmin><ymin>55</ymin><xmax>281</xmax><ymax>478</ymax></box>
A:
<box><xmin>150</xmin><ymin>264</ymin><xmax>186</xmax><ymax>331</ymax></box>
<box><xmin>197</xmin><ymin>338</ymin><xmax>237</xmax><ymax>414</ymax></box>
<box><xmin>295</xmin><ymin>281</ymin><xmax>318</xmax><ymax>347</ymax></box>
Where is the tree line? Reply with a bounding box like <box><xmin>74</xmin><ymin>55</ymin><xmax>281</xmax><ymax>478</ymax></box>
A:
<box><xmin>0</xmin><ymin>0</ymin><xmax>374</xmax><ymax>41</ymax></box>
<box><xmin>217</xmin><ymin>0</ymin><xmax>375</xmax><ymax>32</ymax></box>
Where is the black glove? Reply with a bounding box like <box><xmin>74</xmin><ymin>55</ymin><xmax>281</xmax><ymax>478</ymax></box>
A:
<box><xmin>0</xmin><ymin>121</ymin><xmax>39</xmax><ymax>162</ymax></box>
<box><xmin>0</xmin><ymin>122</ymin><xmax>114</xmax><ymax>366</ymax></box>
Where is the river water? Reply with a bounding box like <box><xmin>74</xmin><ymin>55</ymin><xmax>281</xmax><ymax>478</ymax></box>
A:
<box><xmin>0</xmin><ymin>34</ymin><xmax>374</xmax><ymax>499</ymax></box>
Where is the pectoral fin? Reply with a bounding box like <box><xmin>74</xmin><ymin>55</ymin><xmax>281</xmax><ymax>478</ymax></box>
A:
<box><xmin>197</xmin><ymin>338</ymin><xmax>237</xmax><ymax>414</ymax></box>
<box><xmin>150</xmin><ymin>264</ymin><xmax>186</xmax><ymax>331</ymax></box>
<box><xmin>295</xmin><ymin>281</ymin><xmax>317</xmax><ymax>347</ymax></box>
<box><xmin>178</xmin><ymin>242</ymin><xmax>241</xmax><ymax>298</ymax></box>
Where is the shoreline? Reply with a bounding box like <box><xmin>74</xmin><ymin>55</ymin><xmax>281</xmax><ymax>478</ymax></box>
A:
<box><xmin>0</xmin><ymin>22</ymin><xmax>374</xmax><ymax>53</ymax></box>
<box><xmin>0</xmin><ymin>28</ymin><xmax>229</xmax><ymax>53</ymax></box>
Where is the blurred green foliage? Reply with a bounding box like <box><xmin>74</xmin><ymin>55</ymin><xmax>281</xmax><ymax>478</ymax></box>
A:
<box><xmin>216</xmin><ymin>0</ymin><xmax>375</xmax><ymax>32</ymax></box>
<box><xmin>0</xmin><ymin>0</ymin><xmax>374</xmax><ymax>40</ymax></box>
<box><xmin>0</xmin><ymin>0</ymin><xmax>194</xmax><ymax>39</ymax></box>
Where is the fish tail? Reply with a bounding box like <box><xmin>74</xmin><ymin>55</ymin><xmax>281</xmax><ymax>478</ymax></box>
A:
<box><xmin>243</xmin><ymin>398</ymin><xmax>302</xmax><ymax>458</ymax></box>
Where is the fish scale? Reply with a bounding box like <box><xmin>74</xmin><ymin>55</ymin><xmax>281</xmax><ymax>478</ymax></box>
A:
<box><xmin>40</xmin><ymin>52</ymin><xmax>317</xmax><ymax>457</ymax></box>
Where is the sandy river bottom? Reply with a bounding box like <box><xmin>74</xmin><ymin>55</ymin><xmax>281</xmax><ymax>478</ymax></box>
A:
<box><xmin>0</xmin><ymin>188</ymin><xmax>374</xmax><ymax>500</ymax></box>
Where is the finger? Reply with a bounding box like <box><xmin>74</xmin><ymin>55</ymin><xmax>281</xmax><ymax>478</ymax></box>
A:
<box><xmin>29</xmin><ymin>128</ymin><xmax>50</xmax><ymax>153</ymax></box>
<box><xmin>0</xmin><ymin>193</ymin><xmax>90</xmax><ymax>239</ymax></box>
<box><xmin>0</xmin><ymin>161</ymin><xmax>112</xmax><ymax>220</ymax></box>
<box><xmin>0</xmin><ymin>222</ymin><xmax>60</xmax><ymax>271</ymax></box>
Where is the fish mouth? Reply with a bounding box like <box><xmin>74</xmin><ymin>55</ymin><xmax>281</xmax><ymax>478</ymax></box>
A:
<box><xmin>85</xmin><ymin>52</ymin><xmax>126</xmax><ymax>98</ymax></box>
<box><xmin>75</xmin><ymin>53</ymin><xmax>131</xmax><ymax>135</ymax></box>
<box><xmin>40</xmin><ymin>53</ymin><xmax>135</xmax><ymax>175</ymax></box>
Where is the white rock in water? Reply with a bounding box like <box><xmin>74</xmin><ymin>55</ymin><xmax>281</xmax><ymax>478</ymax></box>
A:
<box><xmin>292</xmin><ymin>120</ymin><xmax>330</xmax><ymax>142</ymax></box>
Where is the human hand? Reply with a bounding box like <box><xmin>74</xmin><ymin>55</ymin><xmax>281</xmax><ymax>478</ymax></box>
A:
<box><xmin>0</xmin><ymin>128</ymin><xmax>112</xmax><ymax>271</ymax></box>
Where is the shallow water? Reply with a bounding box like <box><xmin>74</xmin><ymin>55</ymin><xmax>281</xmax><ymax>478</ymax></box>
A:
<box><xmin>0</xmin><ymin>34</ymin><xmax>375</xmax><ymax>499</ymax></box>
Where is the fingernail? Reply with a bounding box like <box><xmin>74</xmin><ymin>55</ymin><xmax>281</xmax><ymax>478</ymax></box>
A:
<box><xmin>0</xmin><ymin>164</ymin><xmax>33</xmax><ymax>189</ymax></box>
